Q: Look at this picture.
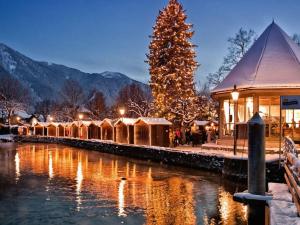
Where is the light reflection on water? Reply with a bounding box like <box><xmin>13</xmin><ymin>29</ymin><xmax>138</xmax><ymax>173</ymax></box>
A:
<box><xmin>0</xmin><ymin>143</ymin><xmax>248</xmax><ymax>225</ymax></box>
<box><xmin>14</xmin><ymin>152</ymin><xmax>20</xmax><ymax>182</ymax></box>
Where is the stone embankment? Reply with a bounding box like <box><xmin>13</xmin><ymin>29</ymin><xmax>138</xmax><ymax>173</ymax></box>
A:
<box><xmin>14</xmin><ymin>135</ymin><xmax>284</xmax><ymax>182</ymax></box>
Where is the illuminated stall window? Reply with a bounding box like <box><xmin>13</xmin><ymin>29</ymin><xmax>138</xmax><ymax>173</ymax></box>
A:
<box><xmin>223</xmin><ymin>97</ymin><xmax>253</xmax><ymax>136</ymax></box>
<box><xmin>259</xmin><ymin>96</ymin><xmax>280</xmax><ymax>137</ymax></box>
<box><xmin>246</xmin><ymin>97</ymin><xmax>253</xmax><ymax>121</ymax></box>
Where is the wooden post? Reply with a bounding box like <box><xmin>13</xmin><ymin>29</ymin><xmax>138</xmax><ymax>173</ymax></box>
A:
<box><xmin>253</xmin><ymin>95</ymin><xmax>259</xmax><ymax>114</ymax></box>
<box><xmin>233</xmin><ymin>100</ymin><xmax>238</xmax><ymax>155</ymax></box>
<box><xmin>219</xmin><ymin>99</ymin><xmax>224</xmax><ymax>139</ymax></box>
<box><xmin>149</xmin><ymin>125</ymin><xmax>152</xmax><ymax>146</ymax></box>
<box><xmin>248</xmin><ymin>112</ymin><xmax>265</xmax><ymax>195</ymax></box>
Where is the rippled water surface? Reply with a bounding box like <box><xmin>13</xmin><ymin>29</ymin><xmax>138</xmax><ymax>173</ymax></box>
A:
<box><xmin>0</xmin><ymin>143</ymin><xmax>248</xmax><ymax>225</ymax></box>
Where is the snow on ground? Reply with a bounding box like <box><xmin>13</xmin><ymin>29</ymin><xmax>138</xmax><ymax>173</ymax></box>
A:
<box><xmin>0</xmin><ymin>134</ymin><xmax>14</xmax><ymax>142</ymax></box>
<box><xmin>174</xmin><ymin>145</ymin><xmax>280</xmax><ymax>161</ymax></box>
<box><xmin>268</xmin><ymin>183</ymin><xmax>300</xmax><ymax>225</ymax></box>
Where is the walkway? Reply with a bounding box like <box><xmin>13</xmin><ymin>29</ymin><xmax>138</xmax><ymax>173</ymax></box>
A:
<box><xmin>268</xmin><ymin>183</ymin><xmax>300</xmax><ymax>225</ymax></box>
<box><xmin>173</xmin><ymin>145</ymin><xmax>280</xmax><ymax>161</ymax></box>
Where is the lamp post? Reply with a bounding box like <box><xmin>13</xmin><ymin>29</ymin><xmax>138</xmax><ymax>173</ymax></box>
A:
<box><xmin>231</xmin><ymin>84</ymin><xmax>239</xmax><ymax>155</ymax></box>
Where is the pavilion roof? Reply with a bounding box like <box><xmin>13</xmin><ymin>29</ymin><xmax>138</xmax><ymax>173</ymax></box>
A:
<box><xmin>212</xmin><ymin>22</ymin><xmax>300</xmax><ymax>94</ymax></box>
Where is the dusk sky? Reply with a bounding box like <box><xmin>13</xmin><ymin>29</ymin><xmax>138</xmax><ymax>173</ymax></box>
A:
<box><xmin>1</xmin><ymin>0</ymin><xmax>300</xmax><ymax>84</ymax></box>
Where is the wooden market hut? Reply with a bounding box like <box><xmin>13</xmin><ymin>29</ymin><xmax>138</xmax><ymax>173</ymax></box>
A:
<box><xmin>88</xmin><ymin>121</ymin><xmax>102</xmax><ymax>139</ymax></box>
<box><xmin>63</xmin><ymin>123</ymin><xmax>72</xmax><ymax>137</ymax></box>
<box><xmin>191</xmin><ymin>121</ymin><xmax>210</xmax><ymax>133</ymax></box>
<box><xmin>101</xmin><ymin>119</ymin><xmax>114</xmax><ymax>141</ymax></box>
<box><xmin>211</xmin><ymin>22</ymin><xmax>300</xmax><ymax>146</ymax></box>
<box><xmin>47</xmin><ymin>123</ymin><xmax>59</xmax><ymax>137</ymax></box>
<box><xmin>18</xmin><ymin>126</ymin><xmax>29</xmax><ymax>135</ymax></box>
<box><xmin>34</xmin><ymin>122</ymin><xmax>48</xmax><ymax>136</ymax></box>
<box><xmin>71</xmin><ymin>122</ymin><xmax>80</xmax><ymax>138</ymax></box>
<box><xmin>79</xmin><ymin>121</ymin><xmax>91</xmax><ymax>139</ymax></box>
<box><xmin>57</xmin><ymin>123</ymin><xmax>65</xmax><ymax>137</ymax></box>
<box><xmin>114</xmin><ymin>118</ymin><xmax>136</xmax><ymax>144</ymax></box>
<box><xmin>134</xmin><ymin>117</ymin><xmax>172</xmax><ymax>147</ymax></box>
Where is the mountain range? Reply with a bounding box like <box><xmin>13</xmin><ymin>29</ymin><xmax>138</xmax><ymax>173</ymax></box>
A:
<box><xmin>0</xmin><ymin>43</ymin><xmax>149</xmax><ymax>105</ymax></box>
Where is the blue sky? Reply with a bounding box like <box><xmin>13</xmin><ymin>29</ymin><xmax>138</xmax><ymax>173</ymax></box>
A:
<box><xmin>0</xmin><ymin>0</ymin><xmax>300</xmax><ymax>84</ymax></box>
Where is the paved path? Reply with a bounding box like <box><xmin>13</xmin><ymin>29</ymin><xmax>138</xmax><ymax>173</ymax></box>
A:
<box><xmin>268</xmin><ymin>183</ymin><xmax>300</xmax><ymax>225</ymax></box>
<box><xmin>172</xmin><ymin>145</ymin><xmax>280</xmax><ymax>161</ymax></box>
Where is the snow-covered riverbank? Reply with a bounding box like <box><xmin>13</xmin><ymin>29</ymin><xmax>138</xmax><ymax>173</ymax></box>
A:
<box><xmin>0</xmin><ymin>134</ymin><xmax>14</xmax><ymax>142</ymax></box>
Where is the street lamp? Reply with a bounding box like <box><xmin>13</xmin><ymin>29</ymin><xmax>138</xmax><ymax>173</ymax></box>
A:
<box><xmin>78</xmin><ymin>114</ymin><xmax>83</xmax><ymax>120</ymax></box>
<box><xmin>119</xmin><ymin>108</ymin><xmax>125</xmax><ymax>117</ymax></box>
<box><xmin>231</xmin><ymin>84</ymin><xmax>239</xmax><ymax>155</ymax></box>
<box><xmin>119</xmin><ymin>108</ymin><xmax>125</xmax><ymax>123</ymax></box>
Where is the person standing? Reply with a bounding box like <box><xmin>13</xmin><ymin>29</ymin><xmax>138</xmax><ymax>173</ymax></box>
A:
<box><xmin>175</xmin><ymin>129</ymin><xmax>181</xmax><ymax>146</ymax></box>
<box><xmin>185</xmin><ymin>128</ymin><xmax>191</xmax><ymax>145</ymax></box>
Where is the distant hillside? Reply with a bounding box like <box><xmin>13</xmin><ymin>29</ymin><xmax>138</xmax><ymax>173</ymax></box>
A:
<box><xmin>0</xmin><ymin>43</ymin><xmax>149</xmax><ymax>105</ymax></box>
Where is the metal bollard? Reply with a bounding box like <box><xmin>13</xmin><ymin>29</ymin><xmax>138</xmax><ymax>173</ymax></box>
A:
<box><xmin>247</xmin><ymin>112</ymin><xmax>265</xmax><ymax>195</ymax></box>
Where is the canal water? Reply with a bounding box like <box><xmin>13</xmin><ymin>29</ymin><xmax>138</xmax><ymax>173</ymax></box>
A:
<box><xmin>0</xmin><ymin>143</ymin><xmax>248</xmax><ymax>225</ymax></box>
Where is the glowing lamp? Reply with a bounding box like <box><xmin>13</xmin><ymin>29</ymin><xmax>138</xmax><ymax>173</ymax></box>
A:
<box><xmin>78</xmin><ymin>114</ymin><xmax>83</xmax><ymax>120</ymax></box>
<box><xmin>231</xmin><ymin>85</ymin><xmax>239</xmax><ymax>102</ymax></box>
<box><xmin>119</xmin><ymin>108</ymin><xmax>125</xmax><ymax>116</ymax></box>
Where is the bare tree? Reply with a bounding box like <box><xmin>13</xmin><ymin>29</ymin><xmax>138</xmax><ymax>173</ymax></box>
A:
<box><xmin>114</xmin><ymin>83</ymin><xmax>152</xmax><ymax>117</ymax></box>
<box><xmin>207</xmin><ymin>28</ymin><xmax>256</xmax><ymax>88</ymax></box>
<box><xmin>292</xmin><ymin>34</ymin><xmax>300</xmax><ymax>46</ymax></box>
<box><xmin>86</xmin><ymin>89</ymin><xmax>107</xmax><ymax>119</ymax></box>
<box><xmin>60</xmin><ymin>79</ymin><xmax>85</xmax><ymax>120</ymax></box>
<box><xmin>0</xmin><ymin>75</ymin><xmax>31</xmax><ymax>125</ymax></box>
<box><xmin>34</xmin><ymin>99</ymin><xmax>57</xmax><ymax>122</ymax></box>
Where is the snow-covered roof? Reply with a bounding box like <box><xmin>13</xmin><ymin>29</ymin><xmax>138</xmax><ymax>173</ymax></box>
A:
<box><xmin>212</xmin><ymin>22</ymin><xmax>300</xmax><ymax>94</ymax></box>
<box><xmin>80</xmin><ymin>121</ymin><xmax>92</xmax><ymax>127</ymax></box>
<box><xmin>16</xmin><ymin>110</ymin><xmax>31</xmax><ymax>119</ymax></box>
<box><xmin>101</xmin><ymin>118</ymin><xmax>114</xmax><ymax>127</ymax></box>
<box><xmin>35</xmin><ymin>122</ymin><xmax>49</xmax><ymax>127</ymax></box>
<box><xmin>193</xmin><ymin>120</ymin><xmax>210</xmax><ymax>126</ymax></box>
<box><xmin>61</xmin><ymin>122</ymin><xmax>73</xmax><ymax>127</ymax></box>
<box><xmin>114</xmin><ymin>118</ymin><xmax>137</xmax><ymax>126</ymax></box>
<box><xmin>70</xmin><ymin>120</ymin><xmax>91</xmax><ymax>127</ymax></box>
<box><xmin>135</xmin><ymin>117</ymin><xmax>172</xmax><ymax>125</ymax></box>
<box><xmin>47</xmin><ymin>122</ymin><xmax>60</xmax><ymax>127</ymax></box>
<box><xmin>90</xmin><ymin>120</ymin><xmax>103</xmax><ymax>126</ymax></box>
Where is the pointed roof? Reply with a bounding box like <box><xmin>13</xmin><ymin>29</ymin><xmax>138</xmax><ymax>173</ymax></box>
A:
<box><xmin>212</xmin><ymin>22</ymin><xmax>300</xmax><ymax>93</ymax></box>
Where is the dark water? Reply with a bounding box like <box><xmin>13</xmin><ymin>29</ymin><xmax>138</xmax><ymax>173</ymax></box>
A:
<box><xmin>0</xmin><ymin>143</ymin><xmax>248</xmax><ymax>225</ymax></box>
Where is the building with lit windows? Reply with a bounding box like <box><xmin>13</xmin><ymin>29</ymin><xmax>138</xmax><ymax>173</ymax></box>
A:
<box><xmin>212</xmin><ymin>22</ymin><xmax>300</xmax><ymax>146</ymax></box>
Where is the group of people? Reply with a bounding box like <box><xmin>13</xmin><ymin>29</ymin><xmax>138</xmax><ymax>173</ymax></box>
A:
<box><xmin>170</xmin><ymin>127</ymin><xmax>209</xmax><ymax>147</ymax></box>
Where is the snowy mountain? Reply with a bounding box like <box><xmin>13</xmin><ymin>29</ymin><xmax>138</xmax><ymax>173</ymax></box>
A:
<box><xmin>0</xmin><ymin>43</ymin><xmax>149</xmax><ymax>104</ymax></box>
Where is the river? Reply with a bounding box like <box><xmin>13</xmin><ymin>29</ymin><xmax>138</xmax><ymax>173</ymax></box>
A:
<box><xmin>0</xmin><ymin>143</ymin><xmax>248</xmax><ymax>225</ymax></box>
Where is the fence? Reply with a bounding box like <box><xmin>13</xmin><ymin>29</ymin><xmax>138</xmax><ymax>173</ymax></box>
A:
<box><xmin>283</xmin><ymin>136</ymin><xmax>300</xmax><ymax>215</ymax></box>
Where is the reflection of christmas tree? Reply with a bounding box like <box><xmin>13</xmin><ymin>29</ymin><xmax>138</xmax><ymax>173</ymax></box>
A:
<box><xmin>147</xmin><ymin>0</ymin><xmax>198</xmax><ymax>126</ymax></box>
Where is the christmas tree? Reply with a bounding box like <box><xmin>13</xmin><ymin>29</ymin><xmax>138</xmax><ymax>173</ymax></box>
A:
<box><xmin>147</xmin><ymin>0</ymin><xmax>198</xmax><ymax>126</ymax></box>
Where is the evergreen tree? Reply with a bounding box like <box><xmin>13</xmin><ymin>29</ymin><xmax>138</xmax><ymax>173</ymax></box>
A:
<box><xmin>147</xmin><ymin>0</ymin><xmax>198</xmax><ymax>126</ymax></box>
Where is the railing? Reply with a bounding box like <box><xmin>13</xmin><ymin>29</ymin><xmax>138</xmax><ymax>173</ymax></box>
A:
<box><xmin>283</xmin><ymin>136</ymin><xmax>300</xmax><ymax>215</ymax></box>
